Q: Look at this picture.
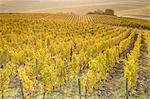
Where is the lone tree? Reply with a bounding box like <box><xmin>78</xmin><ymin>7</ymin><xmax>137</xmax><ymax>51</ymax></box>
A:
<box><xmin>105</xmin><ymin>9</ymin><xmax>114</xmax><ymax>16</ymax></box>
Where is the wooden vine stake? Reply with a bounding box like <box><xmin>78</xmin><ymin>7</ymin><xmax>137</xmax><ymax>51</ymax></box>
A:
<box><xmin>126</xmin><ymin>77</ymin><xmax>129</xmax><ymax>99</ymax></box>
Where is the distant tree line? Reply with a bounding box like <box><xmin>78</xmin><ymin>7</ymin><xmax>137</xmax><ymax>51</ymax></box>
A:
<box><xmin>87</xmin><ymin>9</ymin><xmax>115</xmax><ymax>16</ymax></box>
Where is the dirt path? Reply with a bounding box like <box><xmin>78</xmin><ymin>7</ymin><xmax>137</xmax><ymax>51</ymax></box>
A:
<box><xmin>137</xmin><ymin>34</ymin><xmax>150</xmax><ymax>96</ymax></box>
<box><xmin>96</xmin><ymin>33</ymin><xmax>138</xmax><ymax>97</ymax></box>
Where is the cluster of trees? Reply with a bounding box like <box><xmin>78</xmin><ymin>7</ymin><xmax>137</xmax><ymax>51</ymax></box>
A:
<box><xmin>87</xmin><ymin>9</ymin><xmax>115</xmax><ymax>16</ymax></box>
